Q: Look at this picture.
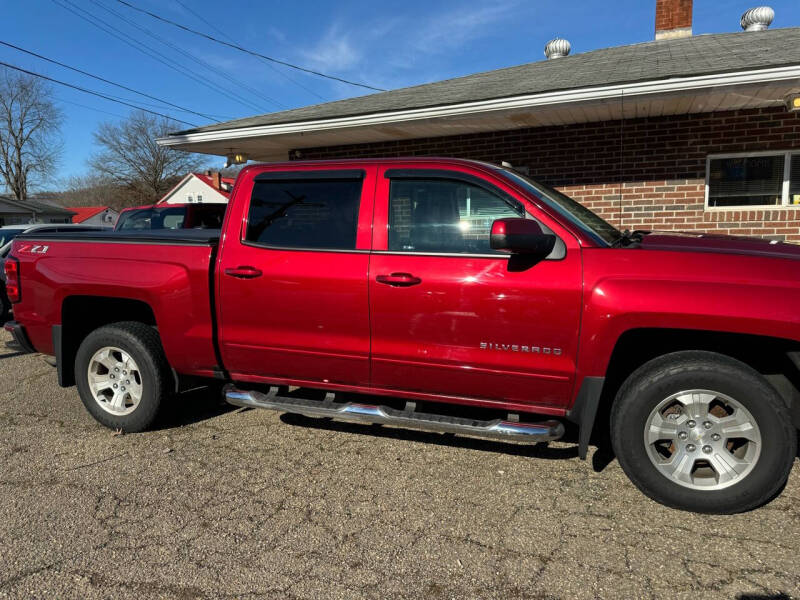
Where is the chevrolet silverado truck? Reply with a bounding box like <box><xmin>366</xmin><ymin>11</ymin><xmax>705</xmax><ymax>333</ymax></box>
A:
<box><xmin>5</xmin><ymin>158</ymin><xmax>799</xmax><ymax>513</ymax></box>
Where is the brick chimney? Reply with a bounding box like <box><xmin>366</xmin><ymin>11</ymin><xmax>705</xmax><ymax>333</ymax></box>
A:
<box><xmin>205</xmin><ymin>169</ymin><xmax>222</xmax><ymax>190</ymax></box>
<box><xmin>655</xmin><ymin>0</ymin><xmax>692</xmax><ymax>40</ymax></box>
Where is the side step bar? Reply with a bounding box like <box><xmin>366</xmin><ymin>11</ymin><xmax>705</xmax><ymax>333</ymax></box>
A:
<box><xmin>224</xmin><ymin>385</ymin><xmax>564</xmax><ymax>444</ymax></box>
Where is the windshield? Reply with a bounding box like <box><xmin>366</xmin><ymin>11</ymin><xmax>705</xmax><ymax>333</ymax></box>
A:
<box><xmin>493</xmin><ymin>168</ymin><xmax>621</xmax><ymax>246</ymax></box>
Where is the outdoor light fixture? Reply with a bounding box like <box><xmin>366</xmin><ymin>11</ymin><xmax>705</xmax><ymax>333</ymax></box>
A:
<box><xmin>225</xmin><ymin>151</ymin><xmax>248</xmax><ymax>167</ymax></box>
<box><xmin>787</xmin><ymin>94</ymin><xmax>800</xmax><ymax>112</ymax></box>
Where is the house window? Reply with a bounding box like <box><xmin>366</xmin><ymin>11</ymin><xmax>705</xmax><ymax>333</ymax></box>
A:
<box><xmin>791</xmin><ymin>155</ymin><xmax>800</xmax><ymax>206</ymax></box>
<box><xmin>187</xmin><ymin>194</ymin><xmax>194</xmax><ymax>203</ymax></box>
<box><xmin>707</xmin><ymin>151</ymin><xmax>799</xmax><ymax>208</ymax></box>
<box><xmin>196</xmin><ymin>194</ymin><xmax>203</xmax><ymax>203</ymax></box>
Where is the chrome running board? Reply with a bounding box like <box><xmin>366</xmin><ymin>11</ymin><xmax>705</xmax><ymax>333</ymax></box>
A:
<box><xmin>224</xmin><ymin>385</ymin><xmax>564</xmax><ymax>444</ymax></box>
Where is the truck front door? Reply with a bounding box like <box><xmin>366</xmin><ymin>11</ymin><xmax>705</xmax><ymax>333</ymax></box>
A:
<box><xmin>368</xmin><ymin>164</ymin><xmax>583</xmax><ymax>412</ymax></box>
<box><xmin>217</xmin><ymin>166</ymin><xmax>376</xmax><ymax>387</ymax></box>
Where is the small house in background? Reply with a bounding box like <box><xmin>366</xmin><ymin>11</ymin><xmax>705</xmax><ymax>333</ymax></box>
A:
<box><xmin>70</xmin><ymin>206</ymin><xmax>118</xmax><ymax>226</ymax></box>
<box><xmin>0</xmin><ymin>195</ymin><xmax>75</xmax><ymax>225</ymax></box>
<box><xmin>159</xmin><ymin>171</ymin><xmax>234</xmax><ymax>205</ymax></box>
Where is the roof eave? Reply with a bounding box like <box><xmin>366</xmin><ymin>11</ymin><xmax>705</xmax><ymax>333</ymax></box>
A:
<box><xmin>160</xmin><ymin>64</ymin><xmax>800</xmax><ymax>152</ymax></box>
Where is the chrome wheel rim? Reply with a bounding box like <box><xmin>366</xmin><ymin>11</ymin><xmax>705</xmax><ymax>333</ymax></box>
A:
<box><xmin>644</xmin><ymin>389</ymin><xmax>761</xmax><ymax>491</ymax></box>
<box><xmin>87</xmin><ymin>346</ymin><xmax>143</xmax><ymax>416</ymax></box>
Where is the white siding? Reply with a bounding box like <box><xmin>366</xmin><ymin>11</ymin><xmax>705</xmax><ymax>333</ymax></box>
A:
<box><xmin>161</xmin><ymin>175</ymin><xmax>229</xmax><ymax>204</ymax></box>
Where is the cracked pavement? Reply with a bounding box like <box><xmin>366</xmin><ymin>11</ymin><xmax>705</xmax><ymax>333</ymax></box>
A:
<box><xmin>0</xmin><ymin>328</ymin><xmax>799</xmax><ymax>599</ymax></box>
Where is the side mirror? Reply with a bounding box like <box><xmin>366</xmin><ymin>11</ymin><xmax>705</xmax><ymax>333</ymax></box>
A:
<box><xmin>490</xmin><ymin>218</ymin><xmax>556</xmax><ymax>257</ymax></box>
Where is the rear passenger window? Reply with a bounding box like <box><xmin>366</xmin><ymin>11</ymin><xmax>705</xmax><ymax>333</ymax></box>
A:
<box><xmin>246</xmin><ymin>177</ymin><xmax>362</xmax><ymax>250</ymax></box>
<box><xmin>388</xmin><ymin>179</ymin><xmax>524</xmax><ymax>254</ymax></box>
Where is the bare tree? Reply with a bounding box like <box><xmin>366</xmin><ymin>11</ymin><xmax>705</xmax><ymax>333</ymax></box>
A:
<box><xmin>53</xmin><ymin>173</ymin><xmax>120</xmax><ymax>208</ymax></box>
<box><xmin>90</xmin><ymin>110</ymin><xmax>206</xmax><ymax>206</ymax></box>
<box><xmin>0</xmin><ymin>68</ymin><xmax>63</xmax><ymax>201</ymax></box>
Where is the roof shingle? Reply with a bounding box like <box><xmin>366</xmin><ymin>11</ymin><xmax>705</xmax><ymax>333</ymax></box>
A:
<box><xmin>171</xmin><ymin>27</ymin><xmax>800</xmax><ymax>137</ymax></box>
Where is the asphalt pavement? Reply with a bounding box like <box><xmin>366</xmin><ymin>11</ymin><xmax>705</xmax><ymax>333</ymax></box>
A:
<box><xmin>0</xmin><ymin>328</ymin><xmax>798</xmax><ymax>599</ymax></box>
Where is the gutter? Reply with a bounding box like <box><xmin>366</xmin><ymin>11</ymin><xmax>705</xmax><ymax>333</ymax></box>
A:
<box><xmin>158</xmin><ymin>64</ymin><xmax>800</xmax><ymax>147</ymax></box>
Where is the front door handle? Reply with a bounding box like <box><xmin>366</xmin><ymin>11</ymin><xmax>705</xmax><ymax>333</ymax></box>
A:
<box><xmin>376</xmin><ymin>272</ymin><xmax>422</xmax><ymax>287</ymax></box>
<box><xmin>224</xmin><ymin>266</ymin><xmax>263</xmax><ymax>279</ymax></box>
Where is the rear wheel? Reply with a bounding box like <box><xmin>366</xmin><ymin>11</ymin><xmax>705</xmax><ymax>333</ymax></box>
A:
<box><xmin>611</xmin><ymin>351</ymin><xmax>796</xmax><ymax>513</ymax></box>
<box><xmin>75</xmin><ymin>322</ymin><xmax>171</xmax><ymax>432</ymax></box>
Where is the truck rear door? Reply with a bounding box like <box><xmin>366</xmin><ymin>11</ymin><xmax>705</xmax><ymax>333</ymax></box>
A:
<box><xmin>217</xmin><ymin>166</ymin><xmax>376</xmax><ymax>387</ymax></box>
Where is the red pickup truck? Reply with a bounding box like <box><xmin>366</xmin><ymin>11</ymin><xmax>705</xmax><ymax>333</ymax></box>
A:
<box><xmin>114</xmin><ymin>202</ymin><xmax>226</xmax><ymax>231</ymax></box>
<box><xmin>4</xmin><ymin>158</ymin><xmax>799</xmax><ymax>513</ymax></box>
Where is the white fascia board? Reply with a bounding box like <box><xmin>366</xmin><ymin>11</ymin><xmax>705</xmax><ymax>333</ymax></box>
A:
<box><xmin>158</xmin><ymin>65</ymin><xmax>800</xmax><ymax>147</ymax></box>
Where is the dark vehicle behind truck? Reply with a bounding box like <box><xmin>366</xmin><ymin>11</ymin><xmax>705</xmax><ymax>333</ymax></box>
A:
<box><xmin>114</xmin><ymin>203</ymin><xmax>226</xmax><ymax>231</ymax></box>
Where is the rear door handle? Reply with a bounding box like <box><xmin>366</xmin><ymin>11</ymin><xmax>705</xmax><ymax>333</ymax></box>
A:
<box><xmin>224</xmin><ymin>266</ymin><xmax>263</xmax><ymax>279</ymax></box>
<box><xmin>375</xmin><ymin>272</ymin><xmax>422</xmax><ymax>287</ymax></box>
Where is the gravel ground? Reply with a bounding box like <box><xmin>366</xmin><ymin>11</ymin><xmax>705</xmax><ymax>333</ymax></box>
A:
<box><xmin>1</xmin><ymin>327</ymin><xmax>799</xmax><ymax>599</ymax></box>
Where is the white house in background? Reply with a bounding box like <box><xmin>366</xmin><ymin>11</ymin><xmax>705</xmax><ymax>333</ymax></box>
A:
<box><xmin>159</xmin><ymin>171</ymin><xmax>235</xmax><ymax>204</ymax></box>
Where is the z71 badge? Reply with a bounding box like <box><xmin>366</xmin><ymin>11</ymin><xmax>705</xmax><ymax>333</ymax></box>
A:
<box><xmin>480</xmin><ymin>342</ymin><xmax>562</xmax><ymax>356</ymax></box>
<box><xmin>17</xmin><ymin>244</ymin><xmax>49</xmax><ymax>255</ymax></box>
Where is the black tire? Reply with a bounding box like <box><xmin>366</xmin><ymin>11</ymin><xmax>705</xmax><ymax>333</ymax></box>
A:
<box><xmin>611</xmin><ymin>351</ymin><xmax>797</xmax><ymax>514</ymax></box>
<box><xmin>0</xmin><ymin>289</ymin><xmax>10</xmax><ymax>323</ymax></box>
<box><xmin>75</xmin><ymin>321</ymin><xmax>171</xmax><ymax>432</ymax></box>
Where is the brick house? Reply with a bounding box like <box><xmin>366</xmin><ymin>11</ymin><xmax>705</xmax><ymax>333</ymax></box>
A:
<box><xmin>160</xmin><ymin>1</ymin><xmax>800</xmax><ymax>240</ymax></box>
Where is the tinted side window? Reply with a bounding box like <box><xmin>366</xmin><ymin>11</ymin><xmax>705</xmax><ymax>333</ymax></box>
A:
<box><xmin>118</xmin><ymin>207</ymin><xmax>187</xmax><ymax>230</ymax></box>
<box><xmin>246</xmin><ymin>179</ymin><xmax>362</xmax><ymax>250</ymax></box>
<box><xmin>388</xmin><ymin>179</ymin><xmax>524</xmax><ymax>254</ymax></box>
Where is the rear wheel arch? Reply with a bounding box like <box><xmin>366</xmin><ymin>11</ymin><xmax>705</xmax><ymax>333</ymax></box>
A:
<box><xmin>58</xmin><ymin>295</ymin><xmax>158</xmax><ymax>387</ymax></box>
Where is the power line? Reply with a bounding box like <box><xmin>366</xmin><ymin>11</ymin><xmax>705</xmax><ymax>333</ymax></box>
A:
<box><xmin>0</xmin><ymin>39</ymin><xmax>222</xmax><ymax>121</ymax></box>
<box><xmin>56</xmin><ymin>95</ymin><xmax>129</xmax><ymax>119</ymax></box>
<box><xmin>0</xmin><ymin>60</ymin><xmax>198</xmax><ymax>127</ymax></box>
<box><xmin>55</xmin><ymin>0</ymin><xmax>264</xmax><ymax>112</ymax></box>
<box><xmin>52</xmin><ymin>0</ymin><xmax>265</xmax><ymax>113</ymax></box>
<box><xmin>172</xmin><ymin>0</ymin><xmax>327</xmax><ymax>102</ymax></box>
<box><xmin>115</xmin><ymin>0</ymin><xmax>386</xmax><ymax>92</ymax></box>
<box><xmin>88</xmin><ymin>0</ymin><xmax>287</xmax><ymax>110</ymax></box>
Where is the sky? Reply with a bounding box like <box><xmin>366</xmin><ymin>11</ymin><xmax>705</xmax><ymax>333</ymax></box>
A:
<box><xmin>4</xmin><ymin>0</ymin><xmax>800</xmax><ymax>187</ymax></box>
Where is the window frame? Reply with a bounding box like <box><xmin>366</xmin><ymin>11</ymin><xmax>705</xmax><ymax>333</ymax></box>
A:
<box><xmin>705</xmin><ymin>150</ymin><xmax>798</xmax><ymax>210</ymax></box>
<box><xmin>378</xmin><ymin>169</ymin><xmax>565</xmax><ymax>260</ymax></box>
<box><xmin>241</xmin><ymin>170</ymin><xmax>369</xmax><ymax>254</ymax></box>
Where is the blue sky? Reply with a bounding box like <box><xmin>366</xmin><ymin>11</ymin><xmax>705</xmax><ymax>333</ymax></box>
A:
<box><xmin>4</xmin><ymin>0</ymin><xmax>800</xmax><ymax>185</ymax></box>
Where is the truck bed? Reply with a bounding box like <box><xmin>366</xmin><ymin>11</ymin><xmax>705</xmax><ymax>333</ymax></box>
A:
<box><xmin>10</xmin><ymin>229</ymin><xmax>221</xmax><ymax>380</ymax></box>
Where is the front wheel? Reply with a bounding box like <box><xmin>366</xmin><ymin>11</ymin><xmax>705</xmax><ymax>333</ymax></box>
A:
<box><xmin>611</xmin><ymin>351</ymin><xmax>796</xmax><ymax>513</ymax></box>
<box><xmin>75</xmin><ymin>321</ymin><xmax>172</xmax><ymax>432</ymax></box>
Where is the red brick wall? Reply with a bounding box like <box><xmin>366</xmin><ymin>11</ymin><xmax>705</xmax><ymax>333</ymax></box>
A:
<box><xmin>292</xmin><ymin>107</ymin><xmax>800</xmax><ymax>241</ymax></box>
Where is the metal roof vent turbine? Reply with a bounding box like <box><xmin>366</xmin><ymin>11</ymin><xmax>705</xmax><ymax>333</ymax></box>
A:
<box><xmin>544</xmin><ymin>38</ymin><xmax>571</xmax><ymax>59</ymax></box>
<box><xmin>741</xmin><ymin>6</ymin><xmax>774</xmax><ymax>31</ymax></box>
